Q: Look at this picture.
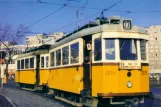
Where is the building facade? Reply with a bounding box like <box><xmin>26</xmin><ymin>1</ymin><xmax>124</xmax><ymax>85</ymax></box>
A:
<box><xmin>147</xmin><ymin>26</ymin><xmax>161</xmax><ymax>73</ymax></box>
<box><xmin>25</xmin><ymin>32</ymin><xmax>65</xmax><ymax>47</ymax></box>
<box><xmin>25</xmin><ymin>34</ymin><xmax>44</xmax><ymax>47</ymax></box>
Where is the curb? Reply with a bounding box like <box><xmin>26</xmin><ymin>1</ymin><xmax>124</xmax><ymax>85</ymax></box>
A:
<box><xmin>0</xmin><ymin>92</ymin><xmax>17</xmax><ymax>107</ymax></box>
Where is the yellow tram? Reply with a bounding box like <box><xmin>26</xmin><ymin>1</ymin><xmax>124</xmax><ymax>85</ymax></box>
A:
<box><xmin>15</xmin><ymin>16</ymin><xmax>150</xmax><ymax>107</ymax></box>
<box><xmin>15</xmin><ymin>45</ymin><xmax>50</xmax><ymax>90</ymax></box>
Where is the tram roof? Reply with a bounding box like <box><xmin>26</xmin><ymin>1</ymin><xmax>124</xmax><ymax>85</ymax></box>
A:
<box><xmin>16</xmin><ymin>44</ymin><xmax>51</xmax><ymax>59</ymax></box>
<box><xmin>50</xmin><ymin>17</ymin><xmax>147</xmax><ymax>50</ymax></box>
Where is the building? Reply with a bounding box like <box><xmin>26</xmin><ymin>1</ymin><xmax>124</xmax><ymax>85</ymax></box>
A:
<box><xmin>0</xmin><ymin>42</ymin><xmax>26</xmax><ymax>77</ymax></box>
<box><xmin>25</xmin><ymin>32</ymin><xmax>65</xmax><ymax>47</ymax></box>
<box><xmin>0</xmin><ymin>42</ymin><xmax>26</xmax><ymax>57</ymax></box>
<box><xmin>0</xmin><ymin>42</ymin><xmax>9</xmax><ymax>49</ymax></box>
<box><xmin>25</xmin><ymin>34</ymin><xmax>44</xmax><ymax>47</ymax></box>
<box><xmin>147</xmin><ymin>25</ymin><xmax>161</xmax><ymax>73</ymax></box>
<box><xmin>44</xmin><ymin>32</ymin><xmax>66</xmax><ymax>44</ymax></box>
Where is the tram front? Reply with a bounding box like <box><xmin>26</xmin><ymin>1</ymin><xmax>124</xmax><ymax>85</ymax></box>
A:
<box><xmin>91</xmin><ymin>18</ymin><xmax>150</xmax><ymax>106</ymax></box>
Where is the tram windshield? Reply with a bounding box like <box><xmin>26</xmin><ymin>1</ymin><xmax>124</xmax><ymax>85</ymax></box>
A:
<box><xmin>119</xmin><ymin>39</ymin><xmax>137</xmax><ymax>60</ymax></box>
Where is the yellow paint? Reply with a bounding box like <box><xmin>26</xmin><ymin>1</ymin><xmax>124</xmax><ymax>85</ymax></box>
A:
<box><xmin>92</xmin><ymin>65</ymin><xmax>149</xmax><ymax>97</ymax></box>
<box><xmin>15</xmin><ymin>70</ymin><xmax>36</xmax><ymax>85</ymax></box>
<box><xmin>15</xmin><ymin>71</ymin><xmax>19</xmax><ymax>83</ymax></box>
<box><xmin>3</xmin><ymin>75</ymin><xmax>7</xmax><ymax>84</ymax></box>
<box><xmin>48</xmin><ymin>66</ymin><xmax>84</xmax><ymax>94</ymax></box>
<box><xmin>39</xmin><ymin>69</ymin><xmax>49</xmax><ymax>85</ymax></box>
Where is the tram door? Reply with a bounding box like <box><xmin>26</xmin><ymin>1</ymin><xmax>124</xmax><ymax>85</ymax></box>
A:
<box><xmin>36</xmin><ymin>55</ymin><xmax>40</xmax><ymax>85</ymax></box>
<box><xmin>83</xmin><ymin>35</ymin><xmax>92</xmax><ymax>90</ymax></box>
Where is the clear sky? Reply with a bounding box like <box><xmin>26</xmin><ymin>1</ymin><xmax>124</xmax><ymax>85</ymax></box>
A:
<box><xmin>0</xmin><ymin>0</ymin><xmax>161</xmax><ymax>35</ymax></box>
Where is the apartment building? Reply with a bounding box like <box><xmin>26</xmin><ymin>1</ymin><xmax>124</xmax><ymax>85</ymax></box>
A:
<box><xmin>25</xmin><ymin>32</ymin><xmax>65</xmax><ymax>47</ymax></box>
<box><xmin>147</xmin><ymin>26</ymin><xmax>161</xmax><ymax>73</ymax></box>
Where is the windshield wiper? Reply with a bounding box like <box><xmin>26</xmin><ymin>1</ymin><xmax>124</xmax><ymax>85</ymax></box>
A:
<box><xmin>120</xmin><ymin>40</ymin><xmax>126</xmax><ymax>50</ymax></box>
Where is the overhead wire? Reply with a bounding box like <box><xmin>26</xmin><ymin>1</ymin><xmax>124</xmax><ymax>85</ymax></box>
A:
<box><xmin>19</xmin><ymin>6</ymin><xmax>66</xmax><ymax>33</ymax></box>
<box><xmin>1</xmin><ymin>1</ymin><xmax>161</xmax><ymax>13</ymax></box>
<box><xmin>47</xmin><ymin>0</ymin><xmax>124</xmax><ymax>34</ymax></box>
<box><xmin>1</xmin><ymin>0</ymin><xmax>161</xmax><ymax>36</ymax></box>
<box><xmin>75</xmin><ymin>0</ymin><xmax>88</xmax><ymax>29</ymax></box>
<box><xmin>47</xmin><ymin>11</ymin><xmax>101</xmax><ymax>34</ymax></box>
<box><xmin>0</xmin><ymin>2</ymin><xmax>67</xmax><ymax>44</ymax></box>
<box><xmin>0</xmin><ymin>0</ymin><xmax>127</xmax><ymax>12</ymax></box>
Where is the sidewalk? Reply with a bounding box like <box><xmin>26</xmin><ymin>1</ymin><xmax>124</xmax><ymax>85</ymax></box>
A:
<box><xmin>0</xmin><ymin>91</ymin><xmax>13</xmax><ymax>107</ymax></box>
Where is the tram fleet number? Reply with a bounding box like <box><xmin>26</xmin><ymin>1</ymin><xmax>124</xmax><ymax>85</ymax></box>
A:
<box><xmin>105</xmin><ymin>70</ymin><xmax>147</xmax><ymax>76</ymax></box>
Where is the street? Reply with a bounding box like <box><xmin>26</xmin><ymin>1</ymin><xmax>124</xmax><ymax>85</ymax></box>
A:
<box><xmin>1</xmin><ymin>80</ymin><xmax>73</xmax><ymax>107</ymax></box>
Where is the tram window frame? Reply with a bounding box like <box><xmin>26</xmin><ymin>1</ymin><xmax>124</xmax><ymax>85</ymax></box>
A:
<box><xmin>30</xmin><ymin>57</ymin><xmax>34</xmax><ymax>68</ymax></box>
<box><xmin>140</xmin><ymin>40</ymin><xmax>147</xmax><ymax>60</ymax></box>
<box><xmin>94</xmin><ymin>38</ymin><xmax>102</xmax><ymax>61</ymax></box>
<box><xmin>105</xmin><ymin>39</ymin><xmax>115</xmax><ymax>60</ymax></box>
<box><xmin>41</xmin><ymin>56</ymin><xmax>44</xmax><ymax>68</ymax></box>
<box><xmin>25</xmin><ymin>59</ymin><xmax>29</xmax><ymax>69</ymax></box>
<box><xmin>17</xmin><ymin>60</ymin><xmax>20</xmax><ymax>70</ymax></box>
<box><xmin>21</xmin><ymin>59</ymin><xmax>24</xmax><ymax>69</ymax></box>
<box><xmin>50</xmin><ymin>52</ymin><xmax>55</xmax><ymax>67</ymax></box>
<box><xmin>56</xmin><ymin>49</ymin><xmax>61</xmax><ymax>66</ymax></box>
<box><xmin>70</xmin><ymin>42</ymin><xmax>79</xmax><ymax>64</ymax></box>
<box><xmin>46</xmin><ymin>56</ymin><xmax>49</xmax><ymax>68</ymax></box>
<box><xmin>62</xmin><ymin>46</ymin><xmax>69</xmax><ymax>65</ymax></box>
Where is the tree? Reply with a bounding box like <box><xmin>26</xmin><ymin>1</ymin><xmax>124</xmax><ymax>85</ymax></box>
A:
<box><xmin>0</xmin><ymin>23</ymin><xmax>28</xmax><ymax>89</ymax></box>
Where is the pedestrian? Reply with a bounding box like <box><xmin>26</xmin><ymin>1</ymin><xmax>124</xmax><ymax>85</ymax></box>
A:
<box><xmin>11</xmin><ymin>74</ymin><xmax>15</xmax><ymax>80</ymax></box>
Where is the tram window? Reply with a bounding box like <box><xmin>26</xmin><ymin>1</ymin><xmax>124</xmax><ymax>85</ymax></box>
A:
<box><xmin>94</xmin><ymin>38</ymin><xmax>102</xmax><ymax>61</ymax></box>
<box><xmin>30</xmin><ymin>57</ymin><xmax>34</xmax><ymax>68</ymax></box>
<box><xmin>105</xmin><ymin>39</ymin><xmax>115</xmax><ymax>60</ymax></box>
<box><xmin>46</xmin><ymin>56</ymin><xmax>49</xmax><ymax>67</ymax></box>
<box><xmin>62</xmin><ymin>46</ymin><xmax>69</xmax><ymax>65</ymax></box>
<box><xmin>120</xmin><ymin>39</ymin><xmax>137</xmax><ymax>60</ymax></box>
<box><xmin>71</xmin><ymin>42</ymin><xmax>79</xmax><ymax>64</ymax></box>
<box><xmin>56</xmin><ymin>49</ymin><xmax>61</xmax><ymax>66</ymax></box>
<box><xmin>25</xmin><ymin>59</ymin><xmax>29</xmax><ymax>69</ymax></box>
<box><xmin>41</xmin><ymin>57</ymin><xmax>44</xmax><ymax>68</ymax></box>
<box><xmin>17</xmin><ymin>60</ymin><xmax>20</xmax><ymax>69</ymax></box>
<box><xmin>21</xmin><ymin>59</ymin><xmax>24</xmax><ymax>69</ymax></box>
<box><xmin>50</xmin><ymin>52</ymin><xmax>55</xmax><ymax>67</ymax></box>
<box><xmin>140</xmin><ymin>40</ymin><xmax>147</xmax><ymax>60</ymax></box>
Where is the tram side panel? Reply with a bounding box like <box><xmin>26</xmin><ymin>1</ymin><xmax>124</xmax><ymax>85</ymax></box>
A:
<box><xmin>91</xmin><ymin>64</ymin><xmax>104</xmax><ymax>96</ymax></box>
<box><xmin>39</xmin><ymin>69</ymin><xmax>50</xmax><ymax>86</ymax></box>
<box><xmin>140</xmin><ymin>64</ymin><xmax>149</xmax><ymax>92</ymax></box>
<box><xmin>15</xmin><ymin>69</ymin><xmax>36</xmax><ymax>85</ymax></box>
<box><xmin>15</xmin><ymin>57</ymin><xmax>37</xmax><ymax>85</ymax></box>
<box><xmin>19</xmin><ymin>69</ymin><xmax>36</xmax><ymax>85</ymax></box>
<box><xmin>15</xmin><ymin>70</ymin><xmax>19</xmax><ymax>83</ymax></box>
<box><xmin>48</xmin><ymin>38</ymin><xmax>84</xmax><ymax>94</ymax></box>
<box><xmin>48</xmin><ymin>66</ymin><xmax>84</xmax><ymax>94</ymax></box>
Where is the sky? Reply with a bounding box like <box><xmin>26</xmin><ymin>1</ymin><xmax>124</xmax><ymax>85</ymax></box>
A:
<box><xmin>0</xmin><ymin>0</ymin><xmax>161</xmax><ymax>36</ymax></box>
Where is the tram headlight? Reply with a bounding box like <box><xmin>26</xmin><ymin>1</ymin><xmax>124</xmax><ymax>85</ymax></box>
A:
<box><xmin>127</xmin><ymin>81</ymin><xmax>133</xmax><ymax>88</ymax></box>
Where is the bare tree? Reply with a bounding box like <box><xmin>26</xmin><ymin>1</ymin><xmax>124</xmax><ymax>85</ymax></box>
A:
<box><xmin>0</xmin><ymin>23</ymin><xmax>28</xmax><ymax>89</ymax></box>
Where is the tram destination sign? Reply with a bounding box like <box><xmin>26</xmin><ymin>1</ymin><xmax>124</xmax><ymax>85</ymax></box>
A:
<box><xmin>119</xmin><ymin>62</ymin><xmax>141</xmax><ymax>69</ymax></box>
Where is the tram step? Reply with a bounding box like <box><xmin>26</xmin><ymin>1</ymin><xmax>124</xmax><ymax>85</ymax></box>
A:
<box><xmin>21</xmin><ymin>88</ymin><xmax>36</xmax><ymax>91</ymax></box>
<box><xmin>55</xmin><ymin>96</ymin><xmax>82</xmax><ymax>107</ymax></box>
